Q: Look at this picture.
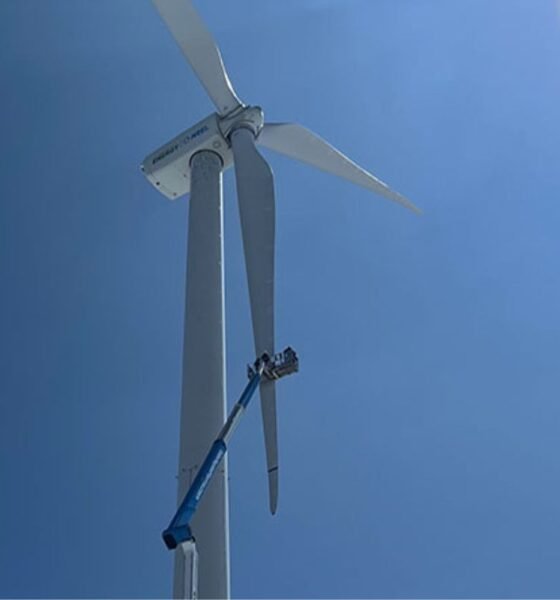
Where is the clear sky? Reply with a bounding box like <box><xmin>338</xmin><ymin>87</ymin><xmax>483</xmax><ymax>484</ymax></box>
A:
<box><xmin>2</xmin><ymin>0</ymin><xmax>560</xmax><ymax>597</ymax></box>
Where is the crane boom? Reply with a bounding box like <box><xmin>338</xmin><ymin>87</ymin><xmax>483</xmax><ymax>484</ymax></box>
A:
<box><xmin>163</xmin><ymin>348</ymin><xmax>298</xmax><ymax>550</ymax></box>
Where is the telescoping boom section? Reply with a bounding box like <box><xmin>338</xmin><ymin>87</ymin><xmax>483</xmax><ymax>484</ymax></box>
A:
<box><xmin>162</xmin><ymin>348</ymin><xmax>299</xmax><ymax>550</ymax></box>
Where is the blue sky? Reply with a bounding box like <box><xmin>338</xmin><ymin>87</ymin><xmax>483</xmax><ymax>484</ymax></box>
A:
<box><xmin>2</xmin><ymin>0</ymin><xmax>560</xmax><ymax>597</ymax></box>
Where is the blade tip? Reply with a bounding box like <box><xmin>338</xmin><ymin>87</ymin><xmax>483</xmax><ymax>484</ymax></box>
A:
<box><xmin>397</xmin><ymin>195</ymin><xmax>422</xmax><ymax>215</ymax></box>
<box><xmin>268</xmin><ymin>468</ymin><xmax>278</xmax><ymax>515</ymax></box>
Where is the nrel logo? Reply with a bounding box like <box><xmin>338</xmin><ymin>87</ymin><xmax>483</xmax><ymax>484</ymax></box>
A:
<box><xmin>183</xmin><ymin>125</ymin><xmax>209</xmax><ymax>144</ymax></box>
<box><xmin>152</xmin><ymin>125</ymin><xmax>210</xmax><ymax>166</ymax></box>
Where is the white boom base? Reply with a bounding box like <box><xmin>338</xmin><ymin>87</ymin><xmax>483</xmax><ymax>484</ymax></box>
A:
<box><xmin>179</xmin><ymin>541</ymin><xmax>199</xmax><ymax>600</ymax></box>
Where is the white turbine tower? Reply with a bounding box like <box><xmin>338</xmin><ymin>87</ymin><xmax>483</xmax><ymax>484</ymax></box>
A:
<box><xmin>142</xmin><ymin>1</ymin><xmax>419</xmax><ymax>598</ymax></box>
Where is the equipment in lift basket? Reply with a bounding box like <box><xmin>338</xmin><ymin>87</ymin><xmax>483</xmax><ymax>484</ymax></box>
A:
<box><xmin>248</xmin><ymin>347</ymin><xmax>299</xmax><ymax>381</ymax></box>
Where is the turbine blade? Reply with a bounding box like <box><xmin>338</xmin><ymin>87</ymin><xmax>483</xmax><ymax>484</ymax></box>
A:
<box><xmin>230</xmin><ymin>127</ymin><xmax>278</xmax><ymax>514</ymax></box>
<box><xmin>260</xmin><ymin>381</ymin><xmax>278</xmax><ymax>515</ymax></box>
<box><xmin>258</xmin><ymin>123</ymin><xmax>420</xmax><ymax>213</ymax></box>
<box><xmin>151</xmin><ymin>0</ymin><xmax>243</xmax><ymax>115</ymax></box>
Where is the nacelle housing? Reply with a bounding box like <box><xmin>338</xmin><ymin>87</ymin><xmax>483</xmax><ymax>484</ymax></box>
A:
<box><xmin>140</xmin><ymin>113</ymin><xmax>232</xmax><ymax>200</ymax></box>
<box><xmin>141</xmin><ymin>106</ymin><xmax>264</xmax><ymax>200</ymax></box>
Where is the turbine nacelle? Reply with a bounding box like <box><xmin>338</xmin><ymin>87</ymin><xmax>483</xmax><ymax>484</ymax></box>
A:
<box><xmin>140</xmin><ymin>106</ymin><xmax>264</xmax><ymax>200</ymax></box>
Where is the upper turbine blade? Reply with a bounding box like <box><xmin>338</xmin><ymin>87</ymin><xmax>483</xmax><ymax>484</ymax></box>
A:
<box><xmin>258</xmin><ymin>123</ymin><xmax>420</xmax><ymax>213</ymax></box>
<box><xmin>230</xmin><ymin>127</ymin><xmax>278</xmax><ymax>515</ymax></box>
<box><xmin>151</xmin><ymin>0</ymin><xmax>243</xmax><ymax>115</ymax></box>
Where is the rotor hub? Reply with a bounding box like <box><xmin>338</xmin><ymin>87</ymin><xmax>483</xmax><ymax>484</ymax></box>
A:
<box><xmin>219</xmin><ymin>105</ymin><xmax>264</xmax><ymax>141</ymax></box>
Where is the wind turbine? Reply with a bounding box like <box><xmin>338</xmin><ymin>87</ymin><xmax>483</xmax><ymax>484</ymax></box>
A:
<box><xmin>142</xmin><ymin>1</ymin><xmax>419</xmax><ymax>598</ymax></box>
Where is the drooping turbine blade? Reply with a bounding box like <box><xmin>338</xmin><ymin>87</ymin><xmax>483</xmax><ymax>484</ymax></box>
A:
<box><xmin>151</xmin><ymin>0</ymin><xmax>243</xmax><ymax>116</ymax></box>
<box><xmin>230</xmin><ymin>127</ymin><xmax>279</xmax><ymax>515</ymax></box>
<box><xmin>258</xmin><ymin>123</ymin><xmax>420</xmax><ymax>213</ymax></box>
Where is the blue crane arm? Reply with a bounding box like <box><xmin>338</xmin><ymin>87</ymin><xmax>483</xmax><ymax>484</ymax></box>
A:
<box><xmin>162</xmin><ymin>360</ymin><xmax>264</xmax><ymax>549</ymax></box>
<box><xmin>162</xmin><ymin>347</ymin><xmax>298</xmax><ymax>550</ymax></box>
